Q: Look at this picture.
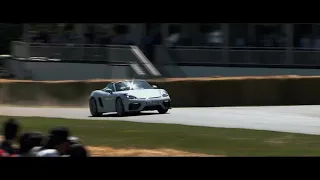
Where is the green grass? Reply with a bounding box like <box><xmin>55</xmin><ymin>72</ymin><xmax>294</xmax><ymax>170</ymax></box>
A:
<box><xmin>1</xmin><ymin>115</ymin><xmax>320</xmax><ymax>156</ymax></box>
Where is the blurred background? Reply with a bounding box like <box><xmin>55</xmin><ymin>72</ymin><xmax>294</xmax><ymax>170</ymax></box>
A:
<box><xmin>2</xmin><ymin>23</ymin><xmax>320</xmax><ymax>80</ymax></box>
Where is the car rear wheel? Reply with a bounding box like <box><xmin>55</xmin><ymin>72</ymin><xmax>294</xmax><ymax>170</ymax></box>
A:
<box><xmin>116</xmin><ymin>98</ymin><xmax>126</xmax><ymax>117</ymax></box>
<box><xmin>157</xmin><ymin>107</ymin><xmax>169</xmax><ymax>114</ymax></box>
<box><xmin>89</xmin><ymin>97</ymin><xmax>103</xmax><ymax>117</ymax></box>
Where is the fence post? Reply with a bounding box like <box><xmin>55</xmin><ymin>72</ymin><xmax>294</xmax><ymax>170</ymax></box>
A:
<box><xmin>285</xmin><ymin>24</ymin><xmax>293</xmax><ymax>65</ymax></box>
<box><xmin>222</xmin><ymin>23</ymin><xmax>229</xmax><ymax>63</ymax></box>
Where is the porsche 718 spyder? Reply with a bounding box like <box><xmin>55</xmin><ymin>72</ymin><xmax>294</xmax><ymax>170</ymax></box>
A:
<box><xmin>89</xmin><ymin>79</ymin><xmax>171</xmax><ymax>117</ymax></box>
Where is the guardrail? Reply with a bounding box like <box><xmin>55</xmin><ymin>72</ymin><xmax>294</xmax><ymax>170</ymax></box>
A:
<box><xmin>154</xmin><ymin>46</ymin><xmax>320</xmax><ymax>67</ymax></box>
<box><xmin>11</xmin><ymin>41</ymin><xmax>136</xmax><ymax>63</ymax></box>
<box><xmin>12</xmin><ymin>41</ymin><xmax>320</xmax><ymax>78</ymax></box>
<box><xmin>10</xmin><ymin>41</ymin><xmax>162</xmax><ymax>77</ymax></box>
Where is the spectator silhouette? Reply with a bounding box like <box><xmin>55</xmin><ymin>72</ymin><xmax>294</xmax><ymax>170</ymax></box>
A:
<box><xmin>37</xmin><ymin>127</ymin><xmax>72</xmax><ymax>157</ymax></box>
<box><xmin>141</xmin><ymin>29</ymin><xmax>161</xmax><ymax>62</ymax></box>
<box><xmin>0</xmin><ymin>118</ymin><xmax>20</xmax><ymax>155</ymax></box>
<box><xmin>19</xmin><ymin>132</ymin><xmax>43</xmax><ymax>157</ymax></box>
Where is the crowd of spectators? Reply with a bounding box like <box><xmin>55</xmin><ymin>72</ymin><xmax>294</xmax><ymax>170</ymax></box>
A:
<box><xmin>162</xmin><ymin>24</ymin><xmax>320</xmax><ymax>49</ymax></box>
<box><xmin>15</xmin><ymin>23</ymin><xmax>320</xmax><ymax>65</ymax></box>
<box><xmin>0</xmin><ymin>118</ymin><xmax>89</xmax><ymax>157</ymax></box>
<box><xmin>22</xmin><ymin>23</ymin><xmax>320</xmax><ymax>49</ymax></box>
<box><xmin>25</xmin><ymin>24</ymin><xmax>134</xmax><ymax>45</ymax></box>
<box><xmin>142</xmin><ymin>24</ymin><xmax>286</xmax><ymax>48</ymax></box>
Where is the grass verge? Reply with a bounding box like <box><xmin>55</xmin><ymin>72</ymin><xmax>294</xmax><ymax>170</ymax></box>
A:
<box><xmin>1</xmin><ymin>115</ymin><xmax>320</xmax><ymax>156</ymax></box>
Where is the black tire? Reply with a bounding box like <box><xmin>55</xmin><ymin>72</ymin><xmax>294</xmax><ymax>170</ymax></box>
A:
<box><xmin>116</xmin><ymin>98</ymin><xmax>126</xmax><ymax>117</ymax></box>
<box><xmin>157</xmin><ymin>107</ymin><xmax>169</xmax><ymax>114</ymax></box>
<box><xmin>89</xmin><ymin>97</ymin><xmax>103</xmax><ymax>117</ymax></box>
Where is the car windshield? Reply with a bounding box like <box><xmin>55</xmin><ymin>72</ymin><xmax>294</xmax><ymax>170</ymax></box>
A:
<box><xmin>114</xmin><ymin>80</ymin><xmax>153</xmax><ymax>91</ymax></box>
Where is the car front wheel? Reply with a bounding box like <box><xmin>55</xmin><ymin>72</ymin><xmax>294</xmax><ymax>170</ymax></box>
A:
<box><xmin>116</xmin><ymin>98</ymin><xmax>126</xmax><ymax>117</ymax></box>
<box><xmin>157</xmin><ymin>107</ymin><xmax>169</xmax><ymax>114</ymax></box>
<box><xmin>89</xmin><ymin>97</ymin><xmax>103</xmax><ymax>117</ymax></box>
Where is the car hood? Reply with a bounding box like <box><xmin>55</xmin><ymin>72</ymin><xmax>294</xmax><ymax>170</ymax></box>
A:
<box><xmin>123</xmin><ymin>89</ymin><xmax>163</xmax><ymax>99</ymax></box>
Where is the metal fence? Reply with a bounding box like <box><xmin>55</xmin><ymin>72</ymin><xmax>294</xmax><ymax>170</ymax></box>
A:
<box><xmin>10</xmin><ymin>41</ymin><xmax>162</xmax><ymax>77</ymax></box>
<box><xmin>154</xmin><ymin>46</ymin><xmax>320</xmax><ymax>66</ymax></box>
<box><xmin>11</xmin><ymin>41</ymin><xmax>137</xmax><ymax>64</ymax></box>
<box><xmin>11</xmin><ymin>41</ymin><xmax>320</xmax><ymax>67</ymax></box>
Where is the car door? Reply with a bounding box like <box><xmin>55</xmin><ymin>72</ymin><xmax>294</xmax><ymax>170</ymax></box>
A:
<box><xmin>102</xmin><ymin>83</ymin><xmax>117</xmax><ymax>112</ymax></box>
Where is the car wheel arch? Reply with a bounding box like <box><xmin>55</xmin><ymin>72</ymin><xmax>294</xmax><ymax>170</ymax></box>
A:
<box><xmin>115</xmin><ymin>96</ymin><xmax>122</xmax><ymax>103</ymax></box>
<box><xmin>98</xmin><ymin>97</ymin><xmax>104</xmax><ymax>107</ymax></box>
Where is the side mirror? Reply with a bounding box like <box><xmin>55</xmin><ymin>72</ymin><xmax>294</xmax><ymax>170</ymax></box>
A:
<box><xmin>152</xmin><ymin>85</ymin><xmax>158</xmax><ymax>89</ymax></box>
<box><xmin>104</xmin><ymin>88</ymin><xmax>113</xmax><ymax>94</ymax></box>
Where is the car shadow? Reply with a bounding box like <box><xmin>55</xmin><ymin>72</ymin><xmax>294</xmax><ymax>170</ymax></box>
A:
<box><xmin>88</xmin><ymin>112</ymin><xmax>161</xmax><ymax>118</ymax></box>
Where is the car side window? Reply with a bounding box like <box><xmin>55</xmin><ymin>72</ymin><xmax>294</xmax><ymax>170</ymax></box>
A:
<box><xmin>106</xmin><ymin>83</ymin><xmax>115</xmax><ymax>92</ymax></box>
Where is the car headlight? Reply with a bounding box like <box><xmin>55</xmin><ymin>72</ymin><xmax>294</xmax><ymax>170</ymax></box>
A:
<box><xmin>126</xmin><ymin>95</ymin><xmax>137</xmax><ymax>99</ymax></box>
<box><xmin>162</xmin><ymin>90</ymin><xmax>169</xmax><ymax>97</ymax></box>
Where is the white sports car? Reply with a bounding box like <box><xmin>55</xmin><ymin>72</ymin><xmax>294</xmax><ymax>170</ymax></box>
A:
<box><xmin>89</xmin><ymin>79</ymin><xmax>171</xmax><ymax>117</ymax></box>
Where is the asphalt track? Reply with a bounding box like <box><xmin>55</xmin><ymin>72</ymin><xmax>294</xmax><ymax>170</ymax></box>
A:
<box><xmin>1</xmin><ymin>105</ymin><xmax>320</xmax><ymax>135</ymax></box>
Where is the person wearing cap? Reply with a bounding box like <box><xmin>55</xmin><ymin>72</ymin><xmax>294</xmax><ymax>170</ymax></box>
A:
<box><xmin>36</xmin><ymin>127</ymin><xmax>72</xmax><ymax>157</ymax></box>
<box><xmin>0</xmin><ymin>118</ymin><xmax>20</xmax><ymax>155</ymax></box>
<box><xmin>68</xmin><ymin>136</ymin><xmax>81</xmax><ymax>145</ymax></box>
